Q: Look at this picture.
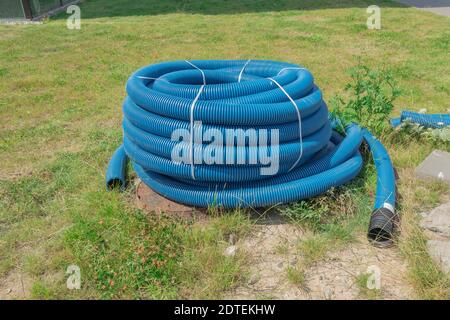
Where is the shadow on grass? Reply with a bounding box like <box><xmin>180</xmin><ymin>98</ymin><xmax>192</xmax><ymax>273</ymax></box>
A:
<box><xmin>52</xmin><ymin>0</ymin><xmax>408</xmax><ymax>19</ymax></box>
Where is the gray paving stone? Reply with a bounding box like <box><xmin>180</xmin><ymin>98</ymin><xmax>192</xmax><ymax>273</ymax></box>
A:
<box><xmin>420</xmin><ymin>202</ymin><xmax>450</xmax><ymax>238</ymax></box>
<box><xmin>415</xmin><ymin>150</ymin><xmax>450</xmax><ymax>184</ymax></box>
<box><xmin>427</xmin><ymin>240</ymin><xmax>450</xmax><ymax>273</ymax></box>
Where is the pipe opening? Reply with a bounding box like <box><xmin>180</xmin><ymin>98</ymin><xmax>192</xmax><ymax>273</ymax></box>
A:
<box><xmin>368</xmin><ymin>227</ymin><xmax>393</xmax><ymax>247</ymax></box>
<box><xmin>107</xmin><ymin>178</ymin><xmax>125</xmax><ymax>191</ymax></box>
<box><xmin>367</xmin><ymin>207</ymin><xmax>396</xmax><ymax>247</ymax></box>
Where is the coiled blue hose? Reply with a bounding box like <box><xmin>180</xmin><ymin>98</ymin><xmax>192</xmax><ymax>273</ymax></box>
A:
<box><xmin>391</xmin><ymin>111</ymin><xmax>450</xmax><ymax>128</ymax></box>
<box><xmin>106</xmin><ymin>60</ymin><xmax>397</xmax><ymax>245</ymax></box>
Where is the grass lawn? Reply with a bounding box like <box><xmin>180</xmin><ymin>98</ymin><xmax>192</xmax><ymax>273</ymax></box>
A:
<box><xmin>0</xmin><ymin>0</ymin><xmax>449</xmax><ymax>299</ymax></box>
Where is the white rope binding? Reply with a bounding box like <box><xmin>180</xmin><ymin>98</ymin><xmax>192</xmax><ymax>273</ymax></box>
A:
<box><xmin>268</xmin><ymin>77</ymin><xmax>303</xmax><ymax>172</ymax></box>
<box><xmin>185</xmin><ymin>60</ymin><xmax>207</xmax><ymax>180</ymax></box>
<box><xmin>136</xmin><ymin>76</ymin><xmax>159</xmax><ymax>80</ymax></box>
<box><xmin>185</xmin><ymin>60</ymin><xmax>206</xmax><ymax>85</ymax></box>
<box><xmin>238</xmin><ymin>59</ymin><xmax>252</xmax><ymax>83</ymax></box>
<box><xmin>277</xmin><ymin>67</ymin><xmax>307</xmax><ymax>76</ymax></box>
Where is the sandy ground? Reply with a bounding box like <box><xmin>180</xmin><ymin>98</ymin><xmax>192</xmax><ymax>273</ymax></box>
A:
<box><xmin>226</xmin><ymin>218</ymin><xmax>414</xmax><ymax>300</ymax></box>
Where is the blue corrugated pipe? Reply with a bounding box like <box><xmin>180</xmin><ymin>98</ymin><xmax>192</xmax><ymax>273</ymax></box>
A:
<box><xmin>391</xmin><ymin>111</ymin><xmax>450</xmax><ymax>128</ymax></box>
<box><xmin>106</xmin><ymin>60</ymin><xmax>397</xmax><ymax>246</ymax></box>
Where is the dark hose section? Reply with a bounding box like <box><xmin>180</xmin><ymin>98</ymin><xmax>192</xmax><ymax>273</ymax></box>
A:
<box><xmin>362</xmin><ymin>129</ymin><xmax>397</xmax><ymax>247</ymax></box>
<box><xmin>106</xmin><ymin>60</ymin><xmax>397</xmax><ymax>246</ymax></box>
<box><xmin>105</xmin><ymin>145</ymin><xmax>128</xmax><ymax>191</ymax></box>
<box><xmin>391</xmin><ymin>110</ymin><xmax>450</xmax><ymax>128</ymax></box>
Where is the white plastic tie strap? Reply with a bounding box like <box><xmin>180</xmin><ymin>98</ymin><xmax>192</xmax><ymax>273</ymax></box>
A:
<box><xmin>277</xmin><ymin>67</ymin><xmax>307</xmax><ymax>76</ymax></box>
<box><xmin>268</xmin><ymin>77</ymin><xmax>303</xmax><ymax>172</ymax></box>
<box><xmin>185</xmin><ymin>60</ymin><xmax>206</xmax><ymax>85</ymax></box>
<box><xmin>238</xmin><ymin>59</ymin><xmax>252</xmax><ymax>83</ymax></box>
<box><xmin>136</xmin><ymin>76</ymin><xmax>159</xmax><ymax>80</ymax></box>
<box><xmin>185</xmin><ymin>60</ymin><xmax>207</xmax><ymax>180</ymax></box>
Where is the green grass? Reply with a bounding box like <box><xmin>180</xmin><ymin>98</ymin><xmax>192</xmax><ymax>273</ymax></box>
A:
<box><xmin>286</xmin><ymin>265</ymin><xmax>307</xmax><ymax>287</ymax></box>
<box><xmin>1</xmin><ymin>0</ymin><xmax>449</xmax><ymax>299</ymax></box>
<box><xmin>279</xmin><ymin>165</ymin><xmax>374</xmax><ymax>268</ymax></box>
<box><xmin>394</xmin><ymin>166</ymin><xmax>450</xmax><ymax>300</ymax></box>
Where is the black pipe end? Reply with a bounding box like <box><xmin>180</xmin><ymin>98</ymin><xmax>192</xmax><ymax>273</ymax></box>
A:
<box><xmin>106</xmin><ymin>178</ymin><xmax>126</xmax><ymax>191</ymax></box>
<box><xmin>368</xmin><ymin>207</ymin><xmax>398</xmax><ymax>248</ymax></box>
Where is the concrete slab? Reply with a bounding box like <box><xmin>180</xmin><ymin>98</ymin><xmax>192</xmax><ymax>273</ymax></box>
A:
<box><xmin>421</xmin><ymin>202</ymin><xmax>450</xmax><ymax>274</ymax></box>
<box><xmin>395</xmin><ymin>0</ymin><xmax>450</xmax><ymax>18</ymax></box>
<box><xmin>421</xmin><ymin>202</ymin><xmax>450</xmax><ymax>238</ymax></box>
<box><xmin>427</xmin><ymin>240</ymin><xmax>450</xmax><ymax>273</ymax></box>
<box><xmin>415</xmin><ymin>150</ymin><xmax>450</xmax><ymax>184</ymax></box>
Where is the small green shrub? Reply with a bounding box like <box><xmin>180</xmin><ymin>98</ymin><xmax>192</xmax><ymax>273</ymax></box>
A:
<box><xmin>331</xmin><ymin>60</ymin><xmax>401</xmax><ymax>136</ymax></box>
